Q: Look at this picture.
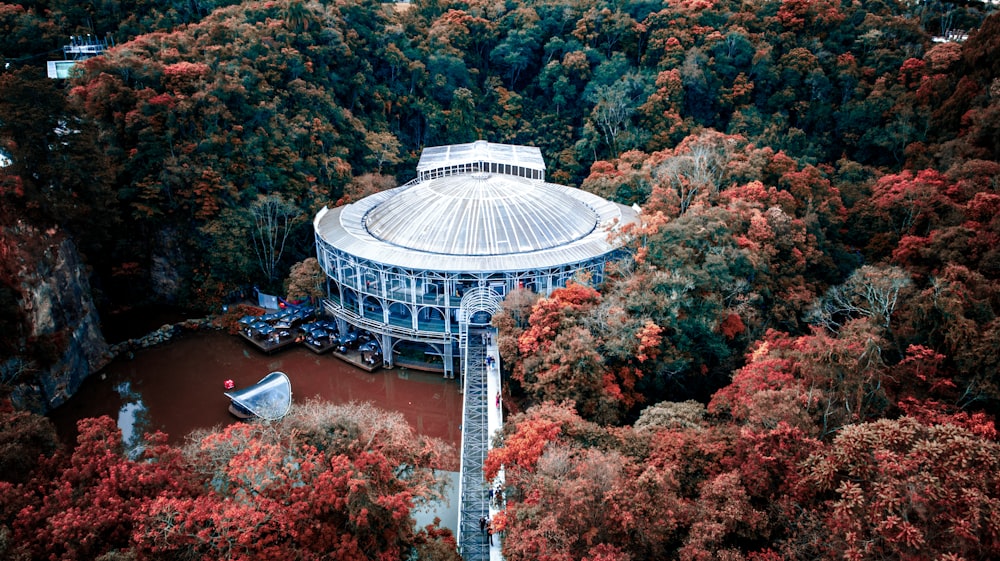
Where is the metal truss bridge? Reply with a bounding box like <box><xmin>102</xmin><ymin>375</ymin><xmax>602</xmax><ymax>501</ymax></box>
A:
<box><xmin>456</xmin><ymin>327</ymin><xmax>503</xmax><ymax>561</ymax></box>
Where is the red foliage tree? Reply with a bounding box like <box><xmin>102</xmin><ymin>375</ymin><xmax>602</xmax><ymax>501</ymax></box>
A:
<box><xmin>0</xmin><ymin>392</ymin><xmax>59</xmax><ymax>484</ymax></box>
<box><xmin>159</xmin><ymin>400</ymin><xmax>452</xmax><ymax>561</ymax></box>
<box><xmin>1</xmin><ymin>400</ymin><xmax>456</xmax><ymax>561</ymax></box>
<box><xmin>485</xmin><ymin>402</ymin><xmax>576</xmax><ymax>482</ymax></box>
<box><xmin>678</xmin><ymin>470</ymin><xmax>767</xmax><ymax>561</ymax></box>
<box><xmin>490</xmin><ymin>403</ymin><xmax>691</xmax><ymax>561</ymax></box>
<box><xmin>0</xmin><ymin>416</ymin><xmax>194</xmax><ymax>560</ymax></box>
<box><xmin>797</xmin><ymin>417</ymin><xmax>1000</xmax><ymax>560</ymax></box>
<box><xmin>711</xmin><ymin>322</ymin><xmax>895</xmax><ymax>437</ymax></box>
<box><xmin>511</xmin><ymin>282</ymin><xmax>649</xmax><ymax>422</ymax></box>
<box><xmin>869</xmin><ymin>169</ymin><xmax>958</xmax><ymax>240</ymax></box>
<box><xmin>893</xmin><ymin>264</ymin><xmax>1000</xmax><ymax>407</ymax></box>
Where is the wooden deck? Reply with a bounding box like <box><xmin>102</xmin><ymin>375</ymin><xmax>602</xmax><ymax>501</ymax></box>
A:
<box><xmin>239</xmin><ymin>330</ymin><xmax>299</xmax><ymax>354</ymax></box>
<box><xmin>393</xmin><ymin>356</ymin><xmax>445</xmax><ymax>373</ymax></box>
<box><xmin>331</xmin><ymin>349</ymin><xmax>382</xmax><ymax>372</ymax></box>
<box><xmin>302</xmin><ymin>337</ymin><xmax>338</xmax><ymax>354</ymax></box>
<box><xmin>237</xmin><ymin>315</ymin><xmax>382</xmax><ymax>372</ymax></box>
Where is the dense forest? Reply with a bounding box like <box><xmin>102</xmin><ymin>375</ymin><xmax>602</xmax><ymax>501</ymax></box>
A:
<box><xmin>2</xmin><ymin>0</ymin><xmax>1000</xmax><ymax>559</ymax></box>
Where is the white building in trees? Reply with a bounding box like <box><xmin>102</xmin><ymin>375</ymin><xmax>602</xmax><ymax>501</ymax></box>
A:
<box><xmin>313</xmin><ymin>140</ymin><xmax>639</xmax><ymax>378</ymax></box>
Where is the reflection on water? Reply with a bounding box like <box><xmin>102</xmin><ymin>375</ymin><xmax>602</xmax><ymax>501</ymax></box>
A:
<box><xmin>50</xmin><ymin>330</ymin><xmax>466</xmax><ymax>531</ymax></box>
<box><xmin>415</xmin><ymin>470</ymin><xmax>460</xmax><ymax>533</ymax></box>
<box><xmin>50</xmin><ymin>330</ymin><xmax>464</xmax><ymax>461</ymax></box>
<box><xmin>113</xmin><ymin>381</ymin><xmax>148</xmax><ymax>455</ymax></box>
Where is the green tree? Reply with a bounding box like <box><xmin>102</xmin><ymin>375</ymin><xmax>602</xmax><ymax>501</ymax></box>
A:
<box><xmin>0</xmin><ymin>392</ymin><xmax>58</xmax><ymax>484</ymax></box>
<box><xmin>0</xmin><ymin>67</ymin><xmax>119</xmax><ymax>263</ymax></box>
<box><xmin>490</xmin><ymin>26</ymin><xmax>542</xmax><ymax>89</ymax></box>
<box><xmin>364</xmin><ymin>130</ymin><xmax>403</xmax><ymax>174</ymax></box>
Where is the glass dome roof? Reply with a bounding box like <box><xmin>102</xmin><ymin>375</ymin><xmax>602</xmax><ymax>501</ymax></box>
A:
<box><xmin>364</xmin><ymin>173</ymin><xmax>598</xmax><ymax>256</ymax></box>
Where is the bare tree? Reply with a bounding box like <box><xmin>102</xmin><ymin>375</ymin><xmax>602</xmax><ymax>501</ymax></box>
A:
<box><xmin>590</xmin><ymin>83</ymin><xmax>634</xmax><ymax>156</ymax></box>
<box><xmin>655</xmin><ymin>130</ymin><xmax>737</xmax><ymax>213</ymax></box>
<box><xmin>587</xmin><ymin>73</ymin><xmax>650</xmax><ymax>157</ymax></box>
<box><xmin>807</xmin><ymin>265</ymin><xmax>913</xmax><ymax>332</ymax></box>
<box><xmin>250</xmin><ymin>195</ymin><xmax>301</xmax><ymax>283</ymax></box>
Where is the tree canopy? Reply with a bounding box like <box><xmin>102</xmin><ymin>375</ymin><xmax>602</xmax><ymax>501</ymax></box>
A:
<box><xmin>0</xmin><ymin>399</ymin><xmax>460</xmax><ymax>561</ymax></box>
<box><xmin>2</xmin><ymin>0</ymin><xmax>1000</xmax><ymax>558</ymax></box>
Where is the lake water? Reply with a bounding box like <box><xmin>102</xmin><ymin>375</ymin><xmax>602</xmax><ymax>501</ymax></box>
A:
<box><xmin>48</xmin><ymin>329</ymin><xmax>464</xmax><ymax>530</ymax></box>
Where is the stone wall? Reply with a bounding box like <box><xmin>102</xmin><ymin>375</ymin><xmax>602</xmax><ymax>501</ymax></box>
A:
<box><xmin>107</xmin><ymin>317</ymin><xmax>217</xmax><ymax>358</ymax></box>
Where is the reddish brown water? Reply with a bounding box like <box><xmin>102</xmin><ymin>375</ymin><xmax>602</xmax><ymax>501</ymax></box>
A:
<box><xmin>49</xmin><ymin>330</ymin><xmax>463</xmax><ymax>467</ymax></box>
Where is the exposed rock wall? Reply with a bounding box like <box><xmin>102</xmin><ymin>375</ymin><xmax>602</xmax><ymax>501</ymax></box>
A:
<box><xmin>6</xmin><ymin>233</ymin><xmax>109</xmax><ymax>412</ymax></box>
<box><xmin>150</xmin><ymin>228</ymin><xmax>183</xmax><ymax>302</ymax></box>
<box><xmin>2</xmin><ymin>222</ymin><xmax>221</xmax><ymax>413</ymax></box>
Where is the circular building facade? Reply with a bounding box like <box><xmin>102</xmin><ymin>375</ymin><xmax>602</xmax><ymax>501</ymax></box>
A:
<box><xmin>313</xmin><ymin>141</ymin><xmax>640</xmax><ymax>378</ymax></box>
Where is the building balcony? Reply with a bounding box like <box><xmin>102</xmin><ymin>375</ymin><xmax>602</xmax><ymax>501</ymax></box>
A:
<box><xmin>324</xmin><ymin>299</ymin><xmax>452</xmax><ymax>340</ymax></box>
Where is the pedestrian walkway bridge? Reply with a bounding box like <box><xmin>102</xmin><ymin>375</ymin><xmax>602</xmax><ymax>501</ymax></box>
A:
<box><xmin>456</xmin><ymin>328</ymin><xmax>504</xmax><ymax>561</ymax></box>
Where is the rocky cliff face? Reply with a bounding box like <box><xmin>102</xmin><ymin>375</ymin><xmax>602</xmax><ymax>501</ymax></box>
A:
<box><xmin>3</xmin><ymin>225</ymin><xmax>109</xmax><ymax>413</ymax></box>
<box><xmin>150</xmin><ymin>227</ymin><xmax>184</xmax><ymax>302</ymax></box>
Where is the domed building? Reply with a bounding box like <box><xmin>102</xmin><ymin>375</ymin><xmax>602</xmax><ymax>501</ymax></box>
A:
<box><xmin>312</xmin><ymin>141</ymin><xmax>640</xmax><ymax>379</ymax></box>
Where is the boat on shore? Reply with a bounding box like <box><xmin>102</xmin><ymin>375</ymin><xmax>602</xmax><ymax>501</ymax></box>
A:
<box><xmin>224</xmin><ymin>371</ymin><xmax>292</xmax><ymax>420</ymax></box>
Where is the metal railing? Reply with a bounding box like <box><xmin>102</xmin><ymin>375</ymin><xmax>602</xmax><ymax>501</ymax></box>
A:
<box><xmin>323</xmin><ymin>300</ymin><xmax>451</xmax><ymax>343</ymax></box>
